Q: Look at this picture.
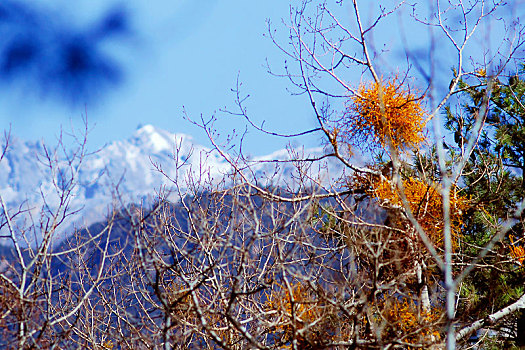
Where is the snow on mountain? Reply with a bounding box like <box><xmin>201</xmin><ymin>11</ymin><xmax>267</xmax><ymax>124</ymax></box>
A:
<box><xmin>0</xmin><ymin>125</ymin><xmax>229</xmax><ymax>245</ymax></box>
<box><xmin>79</xmin><ymin>124</ymin><xmax>229</xmax><ymax>201</ymax></box>
<box><xmin>0</xmin><ymin>125</ymin><xmax>347</xmax><ymax>245</ymax></box>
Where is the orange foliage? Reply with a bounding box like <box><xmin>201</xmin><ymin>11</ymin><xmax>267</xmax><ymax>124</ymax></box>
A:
<box><xmin>475</xmin><ymin>68</ymin><xmax>487</xmax><ymax>77</ymax></box>
<box><xmin>265</xmin><ymin>283</ymin><xmax>337</xmax><ymax>347</ymax></box>
<box><xmin>344</xmin><ymin>77</ymin><xmax>426</xmax><ymax>152</ymax></box>
<box><xmin>378</xmin><ymin>295</ymin><xmax>442</xmax><ymax>348</ymax></box>
<box><xmin>372</xmin><ymin>177</ymin><xmax>468</xmax><ymax>248</ymax></box>
<box><xmin>264</xmin><ymin>283</ymin><xmax>443</xmax><ymax>348</ymax></box>
<box><xmin>266</xmin><ymin>283</ymin><xmax>318</xmax><ymax>323</ymax></box>
<box><xmin>509</xmin><ymin>235</ymin><xmax>525</xmax><ymax>265</ymax></box>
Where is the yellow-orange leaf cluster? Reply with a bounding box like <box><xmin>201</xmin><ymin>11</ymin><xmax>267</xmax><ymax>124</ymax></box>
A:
<box><xmin>509</xmin><ymin>235</ymin><xmax>525</xmax><ymax>265</ymax></box>
<box><xmin>372</xmin><ymin>177</ymin><xmax>468</xmax><ymax>247</ymax></box>
<box><xmin>266</xmin><ymin>283</ymin><xmax>318</xmax><ymax>325</ymax></box>
<box><xmin>102</xmin><ymin>340</ymin><xmax>114</xmax><ymax>349</ymax></box>
<box><xmin>344</xmin><ymin>77</ymin><xmax>426</xmax><ymax>152</ymax></box>
<box><xmin>378</xmin><ymin>296</ymin><xmax>442</xmax><ymax>347</ymax></box>
<box><xmin>265</xmin><ymin>283</ymin><xmax>336</xmax><ymax>347</ymax></box>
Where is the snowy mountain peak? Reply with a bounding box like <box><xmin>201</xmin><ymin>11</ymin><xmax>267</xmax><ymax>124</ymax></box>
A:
<box><xmin>0</xmin><ymin>125</ymin><xmax>345</xmax><ymax>245</ymax></box>
<box><xmin>131</xmin><ymin>124</ymin><xmax>181</xmax><ymax>153</ymax></box>
<box><xmin>0</xmin><ymin>125</ymin><xmax>229</xmax><ymax>245</ymax></box>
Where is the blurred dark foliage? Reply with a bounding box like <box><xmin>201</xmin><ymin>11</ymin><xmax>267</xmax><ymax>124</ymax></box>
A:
<box><xmin>0</xmin><ymin>1</ymin><xmax>131</xmax><ymax>105</ymax></box>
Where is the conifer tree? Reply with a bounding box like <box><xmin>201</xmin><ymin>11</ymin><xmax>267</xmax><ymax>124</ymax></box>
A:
<box><xmin>444</xmin><ymin>67</ymin><xmax>525</xmax><ymax>347</ymax></box>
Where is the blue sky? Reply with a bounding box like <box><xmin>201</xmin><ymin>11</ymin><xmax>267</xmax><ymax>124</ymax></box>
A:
<box><xmin>0</xmin><ymin>0</ymin><xmax>319</xmax><ymax>155</ymax></box>
<box><xmin>0</xmin><ymin>0</ymin><xmax>521</xmax><ymax>156</ymax></box>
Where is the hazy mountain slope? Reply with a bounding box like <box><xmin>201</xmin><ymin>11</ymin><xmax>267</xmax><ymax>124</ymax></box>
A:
<box><xmin>0</xmin><ymin>124</ymin><xmax>347</xmax><ymax>245</ymax></box>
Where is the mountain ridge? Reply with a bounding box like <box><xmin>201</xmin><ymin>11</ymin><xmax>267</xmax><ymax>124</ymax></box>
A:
<box><xmin>0</xmin><ymin>124</ymin><xmax>345</xmax><ymax>245</ymax></box>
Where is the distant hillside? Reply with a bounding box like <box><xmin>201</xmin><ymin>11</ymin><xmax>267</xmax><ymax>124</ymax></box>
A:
<box><xmin>0</xmin><ymin>125</ymin><xmax>347</xmax><ymax>246</ymax></box>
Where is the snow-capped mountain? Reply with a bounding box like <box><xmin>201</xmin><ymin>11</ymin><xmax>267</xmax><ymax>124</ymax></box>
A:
<box><xmin>0</xmin><ymin>125</ymin><xmax>346</xmax><ymax>245</ymax></box>
<box><xmin>79</xmin><ymin>124</ymin><xmax>230</xmax><ymax>202</ymax></box>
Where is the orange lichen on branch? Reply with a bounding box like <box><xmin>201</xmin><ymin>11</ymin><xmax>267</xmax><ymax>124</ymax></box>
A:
<box><xmin>372</xmin><ymin>177</ymin><xmax>468</xmax><ymax>247</ymax></box>
<box><xmin>344</xmin><ymin>77</ymin><xmax>426</xmax><ymax>152</ymax></box>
